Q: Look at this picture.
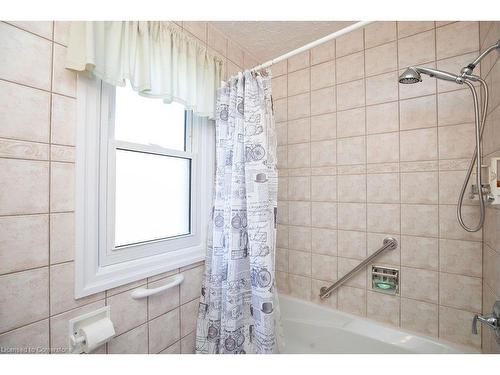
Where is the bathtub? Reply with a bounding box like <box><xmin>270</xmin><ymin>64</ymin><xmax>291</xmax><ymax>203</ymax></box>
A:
<box><xmin>278</xmin><ymin>295</ymin><xmax>479</xmax><ymax>354</ymax></box>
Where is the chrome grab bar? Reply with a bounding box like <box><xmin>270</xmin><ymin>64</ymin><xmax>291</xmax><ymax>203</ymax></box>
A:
<box><xmin>319</xmin><ymin>237</ymin><xmax>398</xmax><ymax>299</ymax></box>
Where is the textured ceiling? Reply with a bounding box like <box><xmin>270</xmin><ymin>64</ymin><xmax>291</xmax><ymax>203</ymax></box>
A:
<box><xmin>211</xmin><ymin>21</ymin><xmax>356</xmax><ymax>63</ymax></box>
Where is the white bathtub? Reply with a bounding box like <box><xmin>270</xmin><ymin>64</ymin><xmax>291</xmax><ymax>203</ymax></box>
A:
<box><xmin>279</xmin><ymin>295</ymin><xmax>479</xmax><ymax>354</ymax></box>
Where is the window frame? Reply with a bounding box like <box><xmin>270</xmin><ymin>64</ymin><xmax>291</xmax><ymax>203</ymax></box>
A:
<box><xmin>75</xmin><ymin>74</ymin><xmax>213</xmax><ymax>298</ymax></box>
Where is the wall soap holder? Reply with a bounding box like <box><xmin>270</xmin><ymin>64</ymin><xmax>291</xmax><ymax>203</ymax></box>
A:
<box><xmin>372</xmin><ymin>266</ymin><xmax>399</xmax><ymax>295</ymax></box>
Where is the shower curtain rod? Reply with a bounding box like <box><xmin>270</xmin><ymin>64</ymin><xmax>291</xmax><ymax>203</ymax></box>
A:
<box><xmin>251</xmin><ymin>21</ymin><xmax>374</xmax><ymax>72</ymax></box>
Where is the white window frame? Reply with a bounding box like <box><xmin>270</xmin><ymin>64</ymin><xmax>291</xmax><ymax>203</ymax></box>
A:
<box><xmin>75</xmin><ymin>74</ymin><xmax>214</xmax><ymax>298</ymax></box>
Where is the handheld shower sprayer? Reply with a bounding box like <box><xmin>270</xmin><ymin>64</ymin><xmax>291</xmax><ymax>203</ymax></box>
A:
<box><xmin>398</xmin><ymin>40</ymin><xmax>500</xmax><ymax>232</ymax></box>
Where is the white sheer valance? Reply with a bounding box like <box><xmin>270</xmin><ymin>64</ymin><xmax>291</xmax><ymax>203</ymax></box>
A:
<box><xmin>66</xmin><ymin>21</ymin><xmax>224</xmax><ymax>118</ymax></box>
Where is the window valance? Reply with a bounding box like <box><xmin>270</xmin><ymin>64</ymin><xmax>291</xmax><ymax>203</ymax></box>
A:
<box><xmin>66</xmin><ymin>21</ymin><xmax>224</xmax><ymax>118</ymax></box>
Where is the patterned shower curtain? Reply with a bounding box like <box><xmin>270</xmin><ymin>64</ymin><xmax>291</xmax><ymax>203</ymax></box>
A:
<box><xmin>195</xmin><ymin>70</ymin><xmax>281</xmax><ymax>354</ymax></box>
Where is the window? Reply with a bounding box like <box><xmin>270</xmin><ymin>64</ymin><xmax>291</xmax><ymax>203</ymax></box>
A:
<box><xmin>75</xmin><ymin>76</ymin><xmax>213</xmax><ymax>298</ymax></box>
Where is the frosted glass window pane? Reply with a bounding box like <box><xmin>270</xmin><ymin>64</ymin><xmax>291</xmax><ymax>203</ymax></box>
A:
<box><xmin>115</xmin><ymin>150</ymin><xmax>191</xmax><ymax>247</ymax></box>
<box><xmin>114</xmin><ymin>85</ymin><xmax>186</xmax><ymax>151</ymax></box>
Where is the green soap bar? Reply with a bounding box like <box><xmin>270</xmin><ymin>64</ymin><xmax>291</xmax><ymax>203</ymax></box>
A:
<box><xmin>375</xmin><ymin>282</ymin><xmax>394</xmax><ymax>290</ymax></box>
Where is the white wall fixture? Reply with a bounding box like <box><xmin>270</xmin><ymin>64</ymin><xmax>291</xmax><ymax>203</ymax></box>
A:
<box><xmin>490</xmin><ymin>157</ymin><xmax>500</xmax><ymax>205</ymax></box>
<box><xmin>68</xmin><ymin>306</ymin><xmax>116</xmax><ymax>354</ymax></box>
<box><xmin>131</xmin><ymin>274</ymin><xmax>185</xmax><ymax>299</ymax></box>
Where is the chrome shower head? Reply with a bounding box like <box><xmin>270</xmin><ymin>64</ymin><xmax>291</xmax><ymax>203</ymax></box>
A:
<box><xmin>398</xmin><ymin>66</ymin><xmax>463</xmax><ymax>85</ymax></box>
<box><xmin>398</xmin><ymin>67</ymin><xmax>422</xmax><ymax>84</ymax></box>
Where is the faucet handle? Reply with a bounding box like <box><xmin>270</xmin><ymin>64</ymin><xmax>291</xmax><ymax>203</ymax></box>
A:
<box><xmin>472</xmin><ymin>314</ymin><xmax>479</xmax><ymax>335</ymax></box>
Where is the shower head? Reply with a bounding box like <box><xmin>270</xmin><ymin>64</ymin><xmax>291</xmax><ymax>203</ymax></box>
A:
<box><xmin>398</xmin><ymin>66</ymin><xmax>463</xmax><ymax>84</ymax></box>
<box><xmin>398</xmin><ymin>67</ymin><xmax>422</xmax><ymax>84</ymax></box>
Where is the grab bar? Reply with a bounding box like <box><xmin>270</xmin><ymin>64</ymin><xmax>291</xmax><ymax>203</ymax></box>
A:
<box><xmin>131</xmin><ymin>274</ymin><xmax>184</xmax><ymax>299</ymax></box>
<box><xmin>319</xmin><ymin>237</ymin><xmax>398</xmax><ymax>299</ymax></box>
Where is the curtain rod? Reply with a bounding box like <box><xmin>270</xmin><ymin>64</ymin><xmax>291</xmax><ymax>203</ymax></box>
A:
<box><xmin>251</xmin><ymin>21</ymin><xmax>374</xmax><ymax>72</ymax></box>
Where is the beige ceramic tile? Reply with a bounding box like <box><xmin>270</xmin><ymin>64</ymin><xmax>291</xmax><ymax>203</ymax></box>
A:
<box><xmin>338</xmin><ymin>286</ymin><xmax>366</xmax><ymax>317</ymax></box>
<box><xmin>51</xmin><ymin>94</ymin><xmax>76</xmax><ymax>146</ymax></box>
<box><xmin>401</xmin><ymin>266</ymin><xmax>439</xmax><ymax>303</ymax></box>
<box><xmin>399</xmin><ymin>95</ymin><xmax>437</xmax><ymax>130</ymax></box>
<box><xmin>0</xmin><ymin>214</ymin><xmax>49</xmax><ymax>274</ymax></box>
<box><xmin>287</xmin><ymin>93</ymin><xmax>310</xmax><ymax>120</ymax></box>
<box><xmin>288</xmin><ymin>250</ymin><xmax>311</xmax><ymax>277</ymax></box>
<box><xmin>149</xmin><ymin>308</ymin><xmax>180</xmax><ymax>354</ymax></box>
<box><xmin>367</xmin><ymin>173</ymin><xmax>400</xmax><ymax>204</ymax></box>
<box><xmin>0</xmin><ymin>267</ymin><xmax>49</xmax><ymax>333</ymax></box>
<box><xmin>337</xmin><ymin>136</ymin><xmax>366</xmax><ymax>165</ymax></box>
<box><xmin>439</xmin><ymin>273</ymin><xmax>482</xmax><ymax>312</ymax></box>
<box><xmin>0</xmin><ymin>158</ymin><xmax>49</xmax><ymax>215</ymax></box>
<box><xmin>310</xmin><ymin>60</ymin><xmax>335</xmax><ymax>90</ymax></box>
<box><xmin>336</xmin><ymin>79</ymin><xmax>365</xmax><ymax>111</ymax></box>
<box><xmin>401</xmin><ymin>298</ymin><xmax>438</xmax><ymax>337</ymax></box>
<box><xmin>437</xmin><ymin>89</ymin><xmax>475</xmax><ymax>126</ymax></box>
<box><xmin>311</xmin><ymin>254</ymin><xmax>337</xmax><ymax>282</ymax></box>
<box><xmin>338</xmin><ymin>203</ymin><xmax>367</xmax><ymax>232</ymax></box>
<box><xmin>399</xmin><ymin>128</ymin><xmax>438</xmax><ymax>162</ymax></box>
<box><xmin>180</xmin><ymin>299</ymin><xmax>198</xmax><ymax>337</ymax></box>
<box><xmin>311</xmin><ymin>175</ymin><xmax>336</xmax><ymax>202</ymax></box>
<box><xmin>148</xmin><ymin>279</ymin><xmax>180</xmax><ymax>320</ymax></box>
<box><xmin>287</xmin><ymin>118</ymin><xmax>310</xmax><ymax>144</ymax></box>
<box><xmin>367</xmin><ymin>203</ymin><xmax>400</xmax><ymax>233</ymax></box>
<box><xmin>311</xmin><ymin>202</ymin><xmax>337</xmax><ymax>229</ymax></box>
<box><xmin>364</xmin><ymin>22</ymin><xmax>397</xmax><ymax>49</ymax></box>
<box><xmin>398</xmin><ymin>29</ymin><xmax>436</xmax><ymax>69</ymax></box>
<box><xmin>439</xmin><ymin>239</ymin><xmax>482</xmax><ymax>277</ymax></box>
<box><xmin>288</xmin><ymin>201</ymin><xmax>311</xmax><ymax>227</ymax></box>
<box><xmin>0</xmin><ymin>138</ymin><xmax>48</xmax><ymax>161</ymax></box>
<box><xmin>0</xmin><ymin>318</ymin><xmax>49</xmax><ymax>353</ymax></box>
<box><xmin>336</xmin><ymin>51</ymin><xmax>364</xmax><ymax>84</ymax></box>
<box><xmin>401</xmin><ymin>204</ymin><xmax>439</xmax><ymax>237</ymax></box>
<box><xmin>436</xmin><ymin>21</ymin><xmax>479</xmax><ymax>60</ymax></box>
<box><xmin>337</xmin><ymin>108</ymin><xmax>365</xmax><ymax>138</ymax></box>
<box><xmin>0</xmin><ymin>23</ymin><xmax>52</xmax><ymax>90</ymax></box>
<box><xmin>336</xmin><ymin>28</ymin><xmax>364</xmax><ymax>58</ymax></box>
<box><xmin>400</xmin><ymin>171</ymin><xmax>438</xmax><ymax>204</ymax></box>
<box><xmin>107</xmin><ymin>286</ymin><xmax>147</xmax><ymax>336</ymax></box>
<box><xmin>366</xmin><ymin>132</ymin><xmax>399</xmax><ymax>164</ymax></box>
<box><xmin>439</xmin><ymin>305</ymin><xmax>481</xmax><ymax>348</ymax></box>
<box><xmin>401</xmin><ymin>235</ymin><xmax>438</xmax><ymax>270</ymax></box>
<box><xmin>0</xmin><ymin>80</ymin><xmax>50</xmax><ymax>143</ymax></box>
<box><xmin>311</xmin><ymin>40</ymin><xmax>335</xmax><ymax>65</ymax></box>
<box><xmin>337</xmin><ymin>174</ymin><xmax>366</xmax><ymax>203</ymax></box>
<box><xmin>365</xmin><ymin>41</ymin><xmax>398</xmax><ymax>76</ymax></box>
<box><xmin>310</xmin><ymin>86</ymin><xmax>336</xmax><ymax>116</ymax></box>
<box><xmin>287</xmin><ymin>143</ymin><xmax>310</xmax><ymax>169</ymax></box>
<box><xmin>49</xmin><ymin>212</ymin><xmax>74</xmax><ymax>264</ymax></box>
<box><xmin>8</xmin><ymin>21</ymin><xmax>53</xmax><ymax>39</ymax></box>
<box><xmin>50</xmin><ymin>162</ymin><xmax>75</xmax><ymax>212</ymax></box>
<box><xmin>366</xmin><ymin>102</ymin><xmax>399</xmax><ymax>135</ymax></box>
<box><xmin>311</xmin><ymin>113</ymin><xmax>336</xmax><ymax>141</ymax></box>
<box><xmin>287</xmin><ymin>68</ymin><xmax>310</xmax><ymax>96</ymax></box>
<box><xmin>52</xmin><ymin>44</ymin><xmax>76</xmax><ymax>97</ymax></box>
<box><xmin>397</xmin><ymin>21</ymin><xmax>435</xmax><ymax>39</ymax></box>
<box><xmin>108</xmin><ymin>324</ymin><xmax>148</xmax><ymax>354</ymax></box>
<box><xmin>50</xmin><ymin>262</ymin><xmax>104</xmax><ymax>315</ymax></box>
<box><xmin>287</xmin><ymin>51</ymin><xmax>310</xmax><ymax>72</ymax></box>
<box><xmin>288</xmin><ymin>226</ymin><xmax>311</xmax><ymax>251</ymax></box>
<box><xmin>311</xmin><ymin>140</ymin><xmax>336</xmax><ymax>167</ymax></box>
<box><xmin>180</xmin><ymin>265</ymin><xmax>203</xmax><ymax>304</ymax></box>
<box><xmin>365</xmin><ymin>71</ymin><xmax>399</xmax><ymax>106</ymax></box>
<box><xmin>54</xmin><ymin>21</ymin><xmax>71</xmax><ymax>46</ymax></box>
<box><xmin>311</xmin><ymin>228</ymin><xmax>337</xmax><ymax>256</ymax></box>
<box><xmin>366</xmin><ymin>291</ymin><xmax>400</xmax><ymax>327</ymax></box>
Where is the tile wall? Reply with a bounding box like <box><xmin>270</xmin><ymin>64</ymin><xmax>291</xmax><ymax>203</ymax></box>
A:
<box><xmin>274</xmin><ymin>21</ymin><xmax>489</xmax><ymax>350</ymax></box>
<box><xmin>479</xmin><ymin>21</ymin><xmax>500</xmax><ymax>354</ymax></box>
<box><xmin>0</xmin><ymin>21</ymin><xmax>258</xmax><ymax>354</ymax></box>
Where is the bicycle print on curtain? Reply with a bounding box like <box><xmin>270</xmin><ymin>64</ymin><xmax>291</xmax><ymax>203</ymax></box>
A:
<box><xmin>195</xmin><ymin>70</ymin><xmax>281</xmax><ymax>354</ymax></box>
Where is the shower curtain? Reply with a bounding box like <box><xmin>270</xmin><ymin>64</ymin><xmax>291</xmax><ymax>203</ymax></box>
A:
<box><xmin>195</xmin><ymin>70</ymin><xmax>282</xmax><ymax>354</ymax></box>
